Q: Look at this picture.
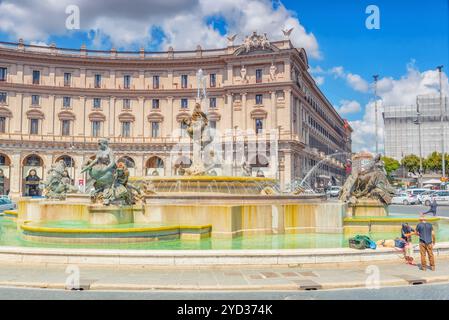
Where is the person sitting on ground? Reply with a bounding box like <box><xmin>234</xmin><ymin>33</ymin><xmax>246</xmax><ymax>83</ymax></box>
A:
<box><xmin>423</xmin><ymin>196</ymin><xmax>438</xmax><ymax>216</ymax></box>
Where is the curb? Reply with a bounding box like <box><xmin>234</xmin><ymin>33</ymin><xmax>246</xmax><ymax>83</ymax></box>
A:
<box><xmin>1</xmin><ymin>276</ymin><xmax>448</xmax><ymax>292</ymax></box>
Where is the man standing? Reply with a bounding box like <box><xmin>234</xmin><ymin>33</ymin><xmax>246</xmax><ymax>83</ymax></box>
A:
<box><xmin>423</xmin><ymin>196</ymin><xmax>438</xmax><ymax>216</ymax></box>
<box><xmin>415</xmin><ymin>216</ymin><xmax>436</xmax><ymax>271</ymax></box>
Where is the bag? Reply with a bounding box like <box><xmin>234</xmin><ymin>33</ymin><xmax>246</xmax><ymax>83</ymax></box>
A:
<box><xmin>394</xmin><ymin>238</ymin><xmax>406</xmax><ymax>248</ymax></box>
<box><xmin>349</xmin><ymin>235</ymin><xmax>376</xmax><ymax>250</ymax></box>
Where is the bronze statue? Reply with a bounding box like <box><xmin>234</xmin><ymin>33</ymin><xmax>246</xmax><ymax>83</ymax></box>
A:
<box><xmin>339</xmin><ymin>154</ymin><xmax>395</xmax><ymax>205</ymax></box>
<box><xmin>43</xmin><ymin>160</ymin><xmax>78</xmax><ymax>199</ymax></box>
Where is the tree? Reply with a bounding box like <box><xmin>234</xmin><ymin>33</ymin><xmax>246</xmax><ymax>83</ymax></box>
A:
<box><xmin>423</xmin><ymin>152</ymin><xmax>449</xmax><ymax>173</ymax></box>
<box><xmin>382</xmin><ymin>156</ymin><xmax>400</xmax><ymax>176</ymax></box>
<box><xmin>401</xmin><ymin>154</ymin><xmax>421</xmax><ymax>174</ymax></box>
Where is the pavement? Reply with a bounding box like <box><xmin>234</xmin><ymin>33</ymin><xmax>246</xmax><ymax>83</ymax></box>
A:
<box><xmin>1</xmin><ymin>255</ymin><xmax>449</xmax><ymax>292</ymax></box>
<box><xmin>389</xmin><ymin>204</ymin><xmax>449</xmax><ymax>217</ymax></box>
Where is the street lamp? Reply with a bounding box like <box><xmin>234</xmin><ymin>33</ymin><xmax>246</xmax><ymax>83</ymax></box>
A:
<box><xmin>437</xmin><ymin>65</ymin><xmax>445</xmax><ymax>179</ymax></box>
<box><xmin>414</xmin><ymin>98</ymin><xmax>423</xmax><ymax>188</ymax></box>
<box><xmin>373</xmin><ymin>75</ymin><xmax>379</xmax><ymax>155</ymax></box>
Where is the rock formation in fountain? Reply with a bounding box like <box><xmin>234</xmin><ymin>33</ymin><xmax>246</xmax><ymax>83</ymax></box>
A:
<box><xmin>339</xmin><ymin>153</ymin><xmax>395</xmax><ymax>205</ymax></box>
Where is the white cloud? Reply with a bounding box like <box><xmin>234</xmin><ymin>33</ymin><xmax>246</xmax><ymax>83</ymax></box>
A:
<box><xmin>350</xmin><ymin>64</ymin><xmax>449</xmax><ymax>153</ymax></box>
<box><xmin>329</xmin><ymin>66</ymin><xmax>369</xmax><ymax>93</ymax></box>
<box><xmin>0</xmin><ymin>0</ymin><xmax>321</xmax><ymax>57</ymax></box>
<box><xmin>336</xmin><ymin>100</ymin><xmax>361</xmax><ymax>115</ymax></box>
<box><xmin>313</xmin><ymin>76</ymin><xmax>325</xmax><ymax>86</ymax></box>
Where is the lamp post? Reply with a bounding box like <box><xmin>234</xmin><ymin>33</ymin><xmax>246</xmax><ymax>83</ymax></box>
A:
<box><xmin>373</xmin><ymin>75</ymin><xmax>379</xmax><ymax>155</ymax></box>
<box><xmin>437</xmin><ymin>66</ymin><xmax>445</xmax><ymax>179</ymax></box>
<box><xmin>414</xmin><ymin>97</ymin><xmax>423</xmax><ymax>188</ymax></box>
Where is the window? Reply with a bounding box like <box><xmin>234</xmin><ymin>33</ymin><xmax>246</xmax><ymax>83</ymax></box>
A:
<box><xmin>93</xmin><ymin>98</ymin><xmax>101</xmax><ymax>109</ymax></box>
<box><xmin>123</xmin><ymin>99</ymin><xmax>131</xmax><ymax>109</ymax></box>
<box><xmin>91</xmin><ymin>121</ymin><xmax>101</xmax><ymax>137</ymax></box>
<box><xmin>209</xmin><ymin>120</ymin><xmax>216</xmax><ymax>129</ymax></box>
<box><xmin>256</xmin><ymin>69</ymin><xmax>262</xmax><ymax>83</ymax></box>
<box><xmin>0</xmin><ymin>92</ymin><xmax>6</xmax><ymax>103</ymax></box>
<box><xmin>61</xmin><ymin>120</ymin><xmax>70</xmax><ymax>136</ymax></box>
<box><xmin>122</xmin><ymin>121</ymin><xmax>131</xmax><ymax>137</ymax></box>
<box><xmin>32</xmin><ymin>70</ymin><xmax>40</xmax><ymax>85</ymax></box>
<box><xmin>124</xmin><ymin>75</ymin><xmax>131</xmax><ymax>89</ymax></box>
<box><xmin>210</xmin><ymin>73</ymin><xmax>216</xmax><ymax>87</ymax></box>
<box><xmin>255</xmin><ymin>118</ymin><xmax>263</xmax><ymax>134</ymax></box>
<box><xmin>180</xmin><ymin>121</ymin><xmax>188</xmax><ymax>137</ymax></box>
<box><xmin>255</xmin><ymin>94</ymin><xmax>263</xmax><ymax>105</ymax></box>
<box><xmin>152</xmin><ymin>99</ymin><xmax>160</xmax><ymax>109</ymax></box>
<box><xmin>0</xmin><ymin>117</ymin><xmax>5</xmax><ymax>133</ymax></box>
<box><xmin>209</xmin><ymin>97</ymin><xmax>216</xmax><ymax>108</ymax></box>
<box><xmin>181</xmin><ymin>75</ymin><xmax>188</xmax><ymax>88</ymax></box>
<box><xmin>30</xmin><ymin>119</ymin><xmax>39</xmax><ymax>135</ymax></box>
<box><xmin>64</xmin><ymin>73</ymin><xmax>71</xmax><ymax>87</ymax></box>
<box><xmin>151</xmin><ymin>122</ymin><xmax>159</xmax><ymax>138</ymax></box>
<box><xmin>153</xmin><ymin>75</ymin><xmax>160</xmax><ymax>89</ymax></box>
<box><xmin>63</xmin><ymin>96</ymin><xmax>71</xmax><ymax>108</ymax></box>
<box><xmin>94</xmin><ymin>74</ymin><xmax>102</xmax><ymax>88</ymax></box>
<box><xmin>181</xmin><ymin>98</ymin><xmax>188</xmax><ymax>109</ymax></box>
<box><xmin>0</xmin><ymin>68</ymin><xmax>7</xmax><ymax>81</ymax></box>
<box><xmin>31</xmin><ymin>95</ymin><xmax>40</xmax><ymax>105</ymax></box>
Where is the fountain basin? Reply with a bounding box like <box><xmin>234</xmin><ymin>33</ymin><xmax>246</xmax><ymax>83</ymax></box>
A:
<box><xmin>131</xmin><ymin>176</ymin><xmax>279</xmax><ymax>195</ymax></box>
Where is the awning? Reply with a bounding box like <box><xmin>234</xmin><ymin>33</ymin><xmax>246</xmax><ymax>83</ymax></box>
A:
<box><xmin>423</xmin><ymin>179</ymin><xmax>441</xmax><ymax>184</ymax></box>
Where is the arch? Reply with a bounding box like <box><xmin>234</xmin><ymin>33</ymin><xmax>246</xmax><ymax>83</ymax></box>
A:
<box><xmin>0</xmin><ymin>107</ymin><xmax>12</xmax><ymax>118</ymax></box>
<box><xmin>146</xmin><ymin>156</ymin><xmax>165</xmax><ymax>176</ymax></box>
<box><xmin>117</xmin><ymin>156</ymin><xmax>136</xmax><ymax>168</ymax></box>
<box><xmin>248</xmin><ymin>154</ymin><xmax>270</xmax><ymax>167</ymax></box>
<box><xmin>147</xmin><ymin>113</ymin><xmax>164</xmax><ymax>123</ymax></box>
<box><xmin>26</xmin><ymin>109</ymin><xmax>44</xmax><ymax>119</ymax></box>
<box><xmin>250</xmin><ymin>108</ymin><xmax>268</xmax><ymax>119</ymax></box>
<box><xmin>55</xmin><ymin>155</ymin><xmax>75</xmax><ymax>167</ymax></box>
<box><xmin>58</xmin><ymin>111</ymin><xmax>76</xmax><ymax>121</ymax></box>
<box><xmin>146</xmin><ymin>156</ymin><xmax>164</xmax><ymax>168</ymax></box>
<box><xmin>207</xmin><ymin>112</ymin><xmax>221</xmax><ymax>121</ymax></box>
<box><xmin>88</xmin><ymin>112</ymin><xmax>106</xmax><ymax>122</ymax></box>
<box><xmin>176</xmin><ymin>112</ymin><xmax>190</xmax><ymax>123</ymax></box>
<box><xmin>0</xmin><ymin>153</ymin><xmax>11</xmax><ymax>166</ymax></box>
<box><xmin>118</xmin><ymin>112</ymin><xmax>135</xmax><ymax>122</ymax></box>
<box><xmin>23</xmin><ymin>154</ymin><xmax>43</xmax><ymax>166</ymax></box>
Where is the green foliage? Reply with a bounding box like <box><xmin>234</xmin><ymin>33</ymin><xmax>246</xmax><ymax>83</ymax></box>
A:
<box><xmin>381</xmin><ymin>156</ymin><xmax>400</xmax><ymax>176</ymax></box>
<box><xmin>401</xmin><ymin>154</ymin><xmax>421</xmax><ymax>173</ymax></box>
<box><xmin>423</xmin><ymin>152</ymin><xmax>449</xmax><ymax>172</ymax></box>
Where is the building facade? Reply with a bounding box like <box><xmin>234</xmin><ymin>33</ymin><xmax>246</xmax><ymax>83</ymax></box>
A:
<box><xmin>0</xmin><ymin>34</ymin><xmax>351</xmax><ymax>197</ymax></box>
<box><xmin>383</xmin><ymin>95</ymin><xmax>449</xmax><ymax>161</ymax></box>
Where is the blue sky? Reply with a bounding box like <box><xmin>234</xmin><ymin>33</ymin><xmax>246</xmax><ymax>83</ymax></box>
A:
<box><xmin>0</xmin><ymin>0</ymin><xmax>447</xmax><ymax>151</ymax></box>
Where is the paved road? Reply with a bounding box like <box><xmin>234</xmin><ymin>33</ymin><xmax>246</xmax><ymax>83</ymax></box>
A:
<box><xmin>0</xmin><ymin>282</ymin><xmax>449</xmax><ymax>300</ymax></box>
<box><xmin>389</xmin><ymin>204</ymin><xmax>449</xmax><ymax>217</ymax></box>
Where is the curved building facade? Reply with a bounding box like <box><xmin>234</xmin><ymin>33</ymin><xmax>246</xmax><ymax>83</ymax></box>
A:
<box><xmin>0</xmin><ymin>35</ymin><xmax>351</xmax><ymax>197</ymax></box>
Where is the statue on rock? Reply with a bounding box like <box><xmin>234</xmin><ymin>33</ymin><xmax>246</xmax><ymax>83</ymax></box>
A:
<box><xmin>81</xmin><ymin>139</ymin><xmax>142</xmax><ymax>205</ymax></box>
<box><xmin>43</xmin><ymin>160</ymin><xmax>78</xmax><ymax>199</ymax></box>
<box><xmin>339</xmin><ymin>154</ymin><xmax>395</xmax><ymax>205</ymax></box>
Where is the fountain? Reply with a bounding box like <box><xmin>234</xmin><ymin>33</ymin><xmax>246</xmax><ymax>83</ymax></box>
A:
<box><xmin>8</xmin><ymin>70</ymin><xmax>437</xmax><ymax>247</ymax></box>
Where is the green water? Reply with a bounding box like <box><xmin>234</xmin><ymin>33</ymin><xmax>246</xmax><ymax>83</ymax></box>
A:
<box><xmin>3</xmin><ymin>217</ymin><xmax>449</xmax><ymax>250</ymax></box>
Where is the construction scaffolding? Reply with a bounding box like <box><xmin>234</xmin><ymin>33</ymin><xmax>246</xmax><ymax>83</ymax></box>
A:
<box><xmin>383</xmin><ymin>95</ymin><xmax>449</xmax><ymax>160</ymax></box>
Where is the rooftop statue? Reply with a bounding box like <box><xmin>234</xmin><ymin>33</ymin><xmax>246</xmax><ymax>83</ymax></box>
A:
<box><xmin>43</xmin><ymin>160</ymin><xmax>78</xmax><ymax>199</ymax></box>
<box><xmin>339</xmin><ymin>154</ymin><xmax>395</xmax><ymax>205</ymax></box>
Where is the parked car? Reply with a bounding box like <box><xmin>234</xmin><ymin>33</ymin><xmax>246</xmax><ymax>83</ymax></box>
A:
<box><xmin>417</xmin><ymin>190</ymin><xmax>435</xmax><ymax>205</ymax></box>
<box><xmin>406</xmin><ymin>188</ymin><xmax>430</xmax><ymax>197</ymax></box>
<box><xmin>0</xmin><ymin>197</ymin><xmax>16</xmax><ymax>213</ymax></box>
<box><xmin>326</xmin><ymin>186</ymin><xmax>342</xmax><ymax>197</ymax></box>
<box><xmin>391</xmin><ymin>193</ymin><xmax>418</xmax><ymax>205</ymax></box>
<box><xmin>429</xmin><ymin>190</ymin><xmax>449</xmax><ymax>206</ymax></box>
